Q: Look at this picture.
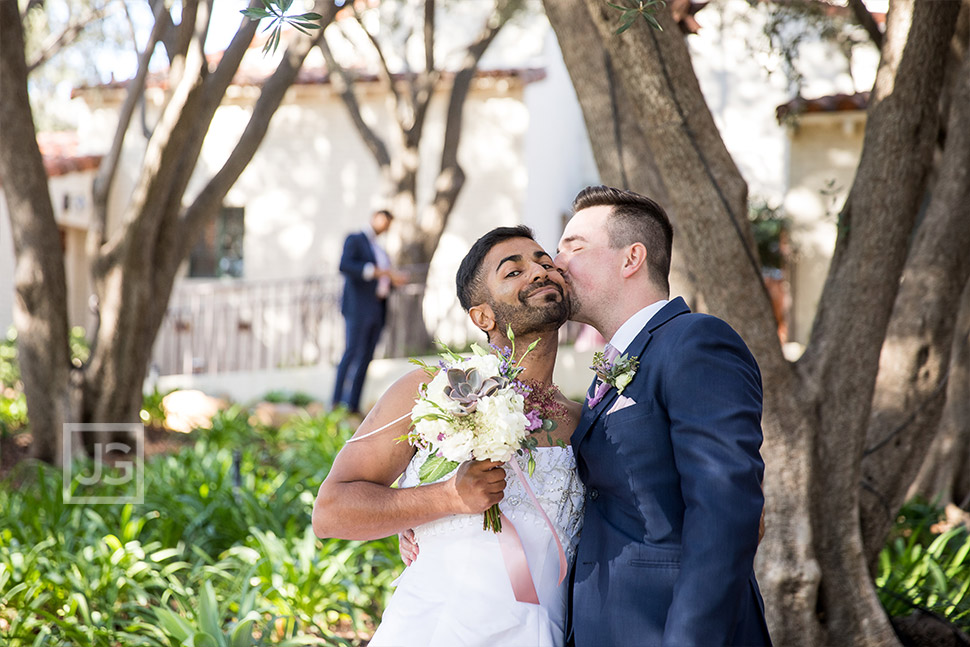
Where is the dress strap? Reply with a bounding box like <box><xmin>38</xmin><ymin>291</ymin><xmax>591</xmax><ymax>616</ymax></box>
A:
<box><xmin>508</xmin><ymin>459</ymin><xmax>568</xmax><ymax>586</ymax></box>
<box><xmin>344</xmin><ymin>411</ymin><xmax>411</xmax><ymax>443</ymax></box>
<box><xmin>495</xmin><ymin>459</ymin><xmax>570</xmax><ymax>606</ymax></box>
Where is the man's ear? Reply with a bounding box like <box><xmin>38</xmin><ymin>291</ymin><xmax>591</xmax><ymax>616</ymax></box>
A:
<box><xmin>469</xmin><ymin>303</ymin><xmax>496</xmax><ymax>335</ymax></box>
<box><xmin>621</xmin><ymin>242</ymin><xmax>648</xmax><ymax>279</ymax></box>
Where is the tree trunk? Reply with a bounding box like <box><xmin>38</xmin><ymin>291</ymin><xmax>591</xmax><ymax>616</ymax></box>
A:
<box><xmin>542</xmin><ymin>0</ymin><xmax>694</xmax><ymax>300</ymax></box>
<box><xmin>0</xmin><ymin>1</ymin><xmax>72</xmax><ymax>466</ymax></box>
<box><xmin>551</xmin><ymin>0</ymin><xmax>962</xmax><ymax>643</ymax></box>
<box><xmin>325</xmin><ymin>1</ymin><xmax>519</xmax><ymax>356</ymax></box>
<box><xmin>77</xmin><ymin>3</ymin><xmax>339</xmax><ymax>428</ymax></box>
<box><xmin>786</xmin><ymin>0</ymin><xmax>957</xmax><ymax>640</ymax></box>
<box><xmin>859</xmin><ymin>32</ymin><xmax>970</xmax><ymax>562</ymax></box>
<box><xmin>2</xmin><ymin>1</ymin><xmax>339</xmax><ymax>458</ymax></box>
<box><xmin>907</xmin><ymin>280</ymin><xmax>970</xmax><ymax>507</ymax></box>
<box><xmin>558</xmin><ymin>2</ymin><xmax>820</xmax><ymax>642</ymax></box>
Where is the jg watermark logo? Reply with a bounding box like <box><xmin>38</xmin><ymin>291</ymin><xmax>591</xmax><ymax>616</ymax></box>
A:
<box><xmin>63</xmin><ymin>423</ymin><xmax>144</xmax><ymax>504</ymax></box>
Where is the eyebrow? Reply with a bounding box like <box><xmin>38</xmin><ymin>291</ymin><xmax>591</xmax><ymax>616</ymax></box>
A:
<box><xmin>496</xmin><ymin>250</ymin><xmax>552</xmax><ymax>274</ymax></box>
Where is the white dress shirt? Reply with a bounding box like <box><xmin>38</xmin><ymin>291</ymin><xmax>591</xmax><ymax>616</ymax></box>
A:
<box><xmin>608</xmin><ymin>299</ymin><xmax>669</xmax><ymax>354</ymax></box>
<box><xmin>361</xmin><ymin>224</ymin><xmax>392</xmax><ymax>298</ymax></box>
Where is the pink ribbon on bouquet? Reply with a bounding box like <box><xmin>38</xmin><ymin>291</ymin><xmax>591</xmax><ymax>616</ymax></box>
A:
<box><xmin>495</xmin><ymin>459</ymin><xmax>569</xmax><ymax>605</ymax></box>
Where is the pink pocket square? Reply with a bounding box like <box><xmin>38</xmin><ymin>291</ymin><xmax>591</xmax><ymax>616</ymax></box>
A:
<box><xmin>607</xmin><ymin>394</ymin><xmax>637</xmax><ymax>415</ymax></box>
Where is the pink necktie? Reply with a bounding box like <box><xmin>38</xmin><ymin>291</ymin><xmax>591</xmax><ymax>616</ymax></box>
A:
<box><xmin>587</xmin><ymin>343</ymin><xmax>619</xmax><ymax>407</ymax></box>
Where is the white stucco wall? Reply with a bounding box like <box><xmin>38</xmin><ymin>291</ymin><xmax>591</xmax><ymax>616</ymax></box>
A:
<box><xmin>49</xmin><ymin>171</ymin><xmax>95</xmax><ymax>331</ymax></box>
<box><xmin>522</xmin><ymin>28</ymin><xmax>599</xmax><ymax>255</ymax></box>
<box><xmin>688</xmin><ymin>0</ymin><xmax>878</xmax><ymax>205</ymax></box>
<box><xmin>2</xmin><ymin>2</ymin><xmax>883</xmax><ymax>377</ymax></box>
<box><xmin>783</xmin><ymin>112</ymin><xmax>866</xmax><ymax>344</ymax></box>
<box><xmin>0</xmin><ymin>170</ymin><xmax>95</xmax><ymax>334</ymax></box>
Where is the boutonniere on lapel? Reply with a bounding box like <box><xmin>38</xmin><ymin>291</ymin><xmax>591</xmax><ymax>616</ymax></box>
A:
<box><xmin>587</xmin><ymin>351</ymin><xmax>639</xmax><ymax>407</ymax></box>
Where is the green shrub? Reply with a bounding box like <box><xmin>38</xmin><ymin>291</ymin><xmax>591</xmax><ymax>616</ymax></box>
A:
<box><xmin>0</xmin><ymin>326</ymin><xmax>92</xmax><ymax>436</ymax></box>
<box><xmin>261</xmin><ymin>391</ymin><xmax>317</xmax><ymax>407</ymax></box>
<box><xmin>0</xmin><ymin>390</ymin><xmax>28</xmax><ymax>436</ymax></box>
<box><xmin>140</xmin><ymin>387</ymin><xmax>174</xmax><ymax>427</ymax></box>
<box><xmin>0</xmin><ymin>410</ymin><xmax>400</xmax><ymax>646</ymax></box>
<box><xmin>0</xmin><ymin>328</ymin><xmax>19</xmax><ymax>388</ymax></box>
<box><xmin>876</xmin><ymin>498</ymin><xmax>970</xmax><ymax>628</ymax></box>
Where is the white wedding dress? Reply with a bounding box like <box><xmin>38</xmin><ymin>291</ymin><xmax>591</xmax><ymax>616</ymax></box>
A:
<box><xmin>368</xmin><ymin>446</ymin><xmax>585</xmax><ymax>647</ymax></box>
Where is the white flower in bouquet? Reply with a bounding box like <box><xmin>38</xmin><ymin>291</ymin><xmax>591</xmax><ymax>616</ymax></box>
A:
<box><xmin>472</xmin><ymin>393</ymin><xmax>529</xmax><ymax>462</ymax></box>
<box><xmin>406</xmin><ymin>328</ymin><xmax>550</xmax><ymax>532</ymax></box>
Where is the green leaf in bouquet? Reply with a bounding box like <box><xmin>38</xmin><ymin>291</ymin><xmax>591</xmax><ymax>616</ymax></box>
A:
<box><xmin>435</xmin><ymin>341</ymin><xmax>464</xmax><ymax>363</ymax></box>
<box><xmin>408</xmin><ymin>357</ymin><xmax>438</xmax><ymax>377</ymax></box>
<box><xmin>412</xmin><ymin>412</ymin><xmax>453</xmax><ymax>424</ymax></box>
<box><xmin>418</xmin><ymin>455</ymin><xmax>459</xmax><ymax>483</ymax></box>
<box><xmin>470</xmin><ymin>343</ymin><xmax>488</xmax><ymax>357</ymax></box>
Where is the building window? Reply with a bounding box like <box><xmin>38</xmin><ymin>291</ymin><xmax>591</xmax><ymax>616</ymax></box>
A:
<box><xmin>189</xmin><ymin>206</ymin><xmax>245</xmax><ymax>278</ymax></box>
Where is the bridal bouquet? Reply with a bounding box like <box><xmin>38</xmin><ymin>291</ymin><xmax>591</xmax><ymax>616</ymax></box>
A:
<box><xmin>406</xmin><ymin>328</ymin><xmax>565</xmax><ymax>532</ymax></box>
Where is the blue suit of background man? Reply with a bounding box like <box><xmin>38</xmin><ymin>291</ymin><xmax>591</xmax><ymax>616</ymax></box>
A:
<box><xmin>569</xmin><ymin>297</ymin><xmax>771</xmax><ymax>647</ymax></box>
<box><xmin>332</xmin><ymin>212</ymin><xmax>393</xmax><ymax>413</ymax></box>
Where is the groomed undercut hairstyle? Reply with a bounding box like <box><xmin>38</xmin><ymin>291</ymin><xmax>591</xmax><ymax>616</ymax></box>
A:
<box><xmin>572</xmin><ymin>185</ymin><xmax>673</xmax><ymax>294</ymax></box>
<box><xmin>456</xmin><ymin>225</ymin><xmax>537</xmax><ymax>311</ymax></box>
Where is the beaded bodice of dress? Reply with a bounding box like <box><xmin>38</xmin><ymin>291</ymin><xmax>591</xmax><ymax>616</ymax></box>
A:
<box><xmin>399</xmin><ymin>446</ymin><xmax>586</xmax><ymax>559</ymax></box>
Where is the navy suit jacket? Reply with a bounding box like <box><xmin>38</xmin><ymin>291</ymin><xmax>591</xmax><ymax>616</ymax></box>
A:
<box><xmin>570</xmin><ymin>297</ymin><xmax>770</xmax><ymax>647</ymax></box>
<box><xmin>338</xmin><ymin>231</ymin><xmax>386</xmax><ymax>323</ymax></box>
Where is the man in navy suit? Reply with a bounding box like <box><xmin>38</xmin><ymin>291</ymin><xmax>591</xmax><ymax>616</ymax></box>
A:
<box><xmin>555</xmin><ymin>186</ymin><xmax>771</xmax><ymax>646</ymax></box>
<box><xmin>332</xmin><ymin>210</ymin><xmax>403</xmax><ymax>414</ymax></box>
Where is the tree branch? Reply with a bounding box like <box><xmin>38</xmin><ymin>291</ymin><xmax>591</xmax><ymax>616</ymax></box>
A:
<box><xmin>425</xmin><ymin>0</ymin><xmax>518</xmax><ymax>244</ymax></box>
<box><xmin>91</xmin><ymin>0</ymin><xmax>168</xmax><ymax>253</ymax></box>
<box><xmin>318</xmin><ymin>27</ymin><xmax>392</xmax><ymax>169</ymax></box>
<box><xmin>424</xmin><ymin>0</ymin><xmax>435</xmax><ymax>80</ymax></box>
<box><xmin>859</xmin><ymin>39</ymin><xmax>970</xmax><ymax>562</ymax></box>
<box><xmin>351</xmin><ymin>4</ymin><xmax>403</xmax><ymax>108</ymax></box>
<box><xmin>99</xmin><ymin>0</ymin><xmax>212</xmax><ymax>266</ymax></box>
<box><xmin>156</xmin><ymin>1</ymin><xmax>262</xmax><ymax>229</ymax></box>
<box><xmin>171</xmin><ymin>0</ymin><xmax>201</xmax><ymax>76</ymax></box>
<box><xmin>405</xmin><ymin>0</ymin><xmax>442</xmax><ymax>147</ymax></box>
<box><xmin>801</xmin><ymin>0</ymin><xmax>959</xmax><ymax>395</ymax></box>
<box><xmin>847</xmin><ymin>0</ymin><xmax>884</xmax><ymax>49</ymax></box>
<box><xmin>26</xmin><ymin>3</ymin><xmax>112</xmax><ymax>74</ymax></box>
<box><xmin>174</xmin><ymin>2</ymin><xmax>341</xmax><ymax>293</ymax></box>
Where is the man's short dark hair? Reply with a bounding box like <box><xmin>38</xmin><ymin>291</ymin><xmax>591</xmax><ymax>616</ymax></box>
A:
<box><xmin>572</xmin><ymin>185</ymin><xmax>673</xmax><ymax>294</ymax></box>
<box><xmin>373</xmin><ymin>209</ymin><xmax>393</xmax><ymax>220</ymax></box>
<box><xmin>456</xmin><ymin>225</ymin><xmax>536</xmax><ymax>311</ymax></box>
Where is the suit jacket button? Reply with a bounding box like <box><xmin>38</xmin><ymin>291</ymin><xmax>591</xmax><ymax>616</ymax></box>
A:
<box><xmin>589</xmin><ymin>489</ymin><xmax>599</xmax><ymax>500</ymax></box>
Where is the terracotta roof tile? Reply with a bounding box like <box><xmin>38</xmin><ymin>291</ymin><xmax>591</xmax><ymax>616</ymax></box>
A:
<box><xmin>36</xmin><ymin>132</ymin><xmax>102</xmax><ymax>177</ymax></box>
<box><xmin>776</xmin><ymin>91</ymin><xmax>870</xmax><ymax>122</ymax></box>
<box><xmin>74</xmin><ymin>63</ymin><xmax>546</xmax><ymax>96</ymax></box>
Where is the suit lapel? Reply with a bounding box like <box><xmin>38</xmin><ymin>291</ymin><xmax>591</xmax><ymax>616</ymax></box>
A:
<box><xmin>570</xmin><ymin>298</ymin><xmax>692</xmax><ymax>450</ymax></box>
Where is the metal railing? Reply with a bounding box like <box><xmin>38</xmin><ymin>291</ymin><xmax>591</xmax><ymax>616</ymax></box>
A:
<box><xmin>151</xmin><ymin>273</ymin><xmax>586</xmax><ymax>376</ymax></box>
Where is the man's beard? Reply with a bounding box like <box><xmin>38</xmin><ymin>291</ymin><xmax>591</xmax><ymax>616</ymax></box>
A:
<box><xmin>490</xmin><ymin>280</ymin><xmax>570</xmax><ymax>337</ymax></box>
